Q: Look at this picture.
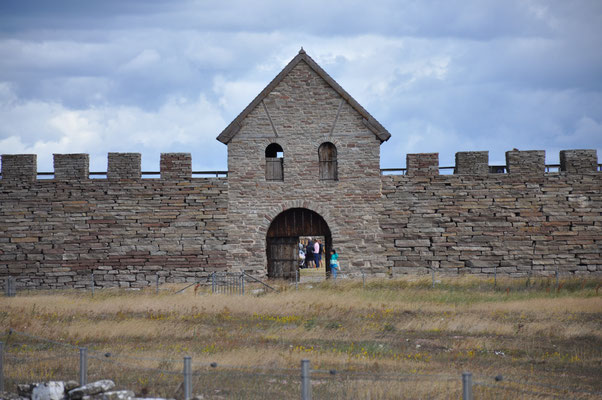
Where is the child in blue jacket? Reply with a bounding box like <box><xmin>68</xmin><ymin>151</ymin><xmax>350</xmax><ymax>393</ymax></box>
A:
<box><xmin>330</xmin><ymin>249</ymin><xmax>339</xmax><ymax>279</ymax></box>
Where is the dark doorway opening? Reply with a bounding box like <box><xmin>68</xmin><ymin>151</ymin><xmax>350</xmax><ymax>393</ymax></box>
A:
<box><xmin>266</xmin><ymin>208</ymin><xmax>331</xmax><ymax>279</ymax></box>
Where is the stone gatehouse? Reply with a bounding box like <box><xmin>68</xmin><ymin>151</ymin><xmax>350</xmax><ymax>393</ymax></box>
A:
<box><xmin>1</xmin><ymin>50</ymin><xmax>601</xmax><ymax>289</ymax></box>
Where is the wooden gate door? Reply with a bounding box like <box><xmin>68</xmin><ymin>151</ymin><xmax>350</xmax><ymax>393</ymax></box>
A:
<box><xmin>266</xmin><ymin>208</ymin><xmax>332</xmax><ymax>279</ymax></box>
<box><xmin>267</xmin><ymin>237</ymin><xmax>298</xmax><ymax>279</ymax></box>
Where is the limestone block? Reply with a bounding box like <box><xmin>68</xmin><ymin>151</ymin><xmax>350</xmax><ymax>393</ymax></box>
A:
<box><xmin>18</xmin><ymin>383</ymin><xmax>37</xmax><ymax>397</ymax></box>
<box><xmin>131</xmin><ymin>398</ymin><xmax>175</xmax><ymax>400</ymax></box>
<box><xmin>98</xmin><ymin>390</ymin><xmax>135</xmax><ymax>400</ymax></box>
<box><xmin>394</xmin><ymin>239</ymin><xmax>430</xmax><ymax>247</ymax></box>
<box><xmin>32</xmin><ymin>381</ymin><xmax>65</xmax><ymax>400</ymax></box>
<box><xmin>68</xmin><ymin>380</ymin><xmax>115</xmax><ymax>399</ymax></box>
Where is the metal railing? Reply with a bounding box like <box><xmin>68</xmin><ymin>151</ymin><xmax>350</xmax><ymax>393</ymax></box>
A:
<box><xmin>173</xmin><ymin>272</ymin><xmax>277</xmax><ymax>296</ymax></box>
<box><xmin>2</xmin><ymin>165</ymin><xmax>602</xmax><ymax>179</ymax></box>
<box><xmin>211</xmin><ymin>272</ymin><xmax>245</xmax><ymax>295</ymax></box>
<box><xmin>380</xmin><ymin>167</ymin><xmax>406</xmax><ymax>175</ymax></box>
<box><xmin>0</xmin><ymin>171</ymin><xmax>228</xmax><ymax>179</ymax></box>
<box><xmin>210</xmin><ymin>272</ymin><xmax>278</xmax><ymax>294</ymax></box>
<box><xmin>380</xmin><ymin>164</ymin><xmax>602</xmax><ymax>175</ymax></box>
<box><xmin>380</xmin><ymin>166</ymin><xmax>473</xmax><ymax>175</ymax></box>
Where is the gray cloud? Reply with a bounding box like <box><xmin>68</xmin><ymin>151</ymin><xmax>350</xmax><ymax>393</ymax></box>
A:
<box><xmin>1</xmin><ymin>0</ymin><xmax>601</xmax><ymax>172</ymax></box>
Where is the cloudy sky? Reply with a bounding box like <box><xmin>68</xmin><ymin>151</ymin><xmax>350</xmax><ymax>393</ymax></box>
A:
<box><xmin>1</xmin><ymin>0</ymin><xmax>601</xmax><ymax>172</ymax></box>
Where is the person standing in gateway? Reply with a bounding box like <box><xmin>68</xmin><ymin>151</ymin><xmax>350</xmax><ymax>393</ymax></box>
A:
<box><xmin>306</xmin><ymin>238</ymin><xmax>314</xmax><ymax>268</ymax></box>
<box><xmin>314</xmin><ymin>239</ymin><xmax>321</xmax><ymax>269</ymax></box>
<box><xmin>330</xmin><ymin>248</ymin><xmax>339</xmax><ymax>279</ymax></box>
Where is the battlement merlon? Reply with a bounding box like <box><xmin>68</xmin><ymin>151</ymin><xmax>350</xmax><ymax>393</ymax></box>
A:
<box><xmin>505</xmin><ymin>150</ymin><xmax>545</xmax><ymax>175</ymax></box>
<box><xmin>160</xmin><ymin>152</ymin><xmax>192</xmax><ymax>180</ymax></box>
<box><xmin>455</xmin><ymin>151</ymin><xmax>489</xmax><ymax>175</ymax></box>
<box><xmin>1</xmin><ymin>152</ymin><xmax>190</xmax><ymax>181</ymax></box>
<box><xmin>405</xmin><ymin>149</ymin><xmax>598</xmax><ymax>176</ymax></box>
<box><xmin>108</xmin><ymin>152</ymin><xmax>141</xmax><ymax>180</ymax></box>
<box><xmin>407</xmin><ymin>153</ymin><xmax>439</xmax><ymax>176</ymax></box>
<box><xmin>0</xmin><ymin>154</ymin><xmax>37</xmax><ymax>181</ymax></box>
<box><xmin>53</xmin><ymin>153</ymin><xmax>89</xmax><ymax>180</ymax></box>
<box><xmin>560</xmin><ymin>150</ymin><xmax>598</xmax><ymax>173</ymax></box>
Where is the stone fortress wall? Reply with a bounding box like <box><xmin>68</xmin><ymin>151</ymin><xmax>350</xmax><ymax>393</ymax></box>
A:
<box><xmin>0</xmin><ymin>153</ymin><xmax>228</xmax><ymax>289</ymax></box>
<box><xmin>383</xmin><ymin>150</ymin><xmax>601</xmax><ymax>276</ymax></box>
<box><xmin>1</xmin><ymin>148</ymin><xmax>600</xmax><ymax>289</ymax></box>
<box><xmin>3</xmin><ymin>50</ymin><xmax>599</xmax><ymax>289</ymax></box>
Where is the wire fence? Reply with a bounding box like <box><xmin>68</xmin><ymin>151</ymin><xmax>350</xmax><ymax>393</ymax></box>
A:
<box><xmin>1</xmin><ymin>330</ymin><xmax>598</xmax><ymax>399</ymax></box>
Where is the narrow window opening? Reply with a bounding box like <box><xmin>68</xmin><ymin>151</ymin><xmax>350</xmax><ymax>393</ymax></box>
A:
<box><xmin>265</xmin><ymin>143</ymin><xmax>284</xmax><ymax>181</ymax></box>
<box><xmin>319</xmin><ymin>142</ymin><xmax>338</xmax><ymax>180</ymax></box>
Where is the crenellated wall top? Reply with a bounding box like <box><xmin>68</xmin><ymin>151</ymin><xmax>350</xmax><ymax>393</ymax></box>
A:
<box><xmin>0</xmin><ymin>149</ymin><xmax>599</xmax><ymax>182</ymax></box>
<box><xmin>0</xmin><ymin>152</ymin><xmax>199</xmax><ymax>181</ymax></box>
<box><xmin>404</xmin><ymin>149</ymin><xmax>599</xmax><ymax>176</ymax></box>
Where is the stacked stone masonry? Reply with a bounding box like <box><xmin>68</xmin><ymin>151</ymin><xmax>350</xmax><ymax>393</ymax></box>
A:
<box><xmin>54</xmin><ymin>153</ymin><xmax>89</xmax><ymax>180</ymax></box>
<box><xmin>160</xmin><ymin>152</ymin><xmax>192</xmax><ymax>180</ymax></box>
<box><xmin>455</xmin><ymin>151</ymin><xmax>488</xmax><ymax>175</ymax></box>
<box><xmin>1</xmin><ymin>153</ymin><xmax>228</xmax><ymax>289</ymax></box>
<box><xmin>108</xmin><ymin>152</ymin><xmax>141</xmax><ymax>180</ymax></box>
<box><xmin>560</xmin><ymin>149</ymin><xmax>598</xmax><ymax>174</ymax></box>
<box><xmin>1</xmin><ymin>148</ymin><xmax>600</xmax><ymax>289</ymax></box>
<box><xmin>224</xmin><ymin>59</ymin><xmax>388</xmax><ymax>276</ymax></box>
<box><xmin>381</xmin><ymin>166</ymin><xmax>602</xmax><ymax>276</ymax></box>
<box><xmin>1</xmin><ymin>154</ymin><xmax>37</xmax><ymax>181</ymax></box>
<box><xmin>506</xmin><ymin>150</ymin><xmax>545</xmax><ymax>175</ymax></box>
<box><xmin>407</xmin><ymin>153</ymin><xmax>439</xmax><ymax>176</ymax></box>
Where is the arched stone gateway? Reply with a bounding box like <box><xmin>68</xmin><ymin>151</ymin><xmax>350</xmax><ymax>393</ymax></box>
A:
<box><xmin>266</xmin><ymin>208</ymin><xmax>331</xmax><ymax>279</ymax></box>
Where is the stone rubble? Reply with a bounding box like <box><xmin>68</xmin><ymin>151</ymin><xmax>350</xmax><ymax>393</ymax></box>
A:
<box><xmin>32</xmin><ymin>382</ymin><xmax>65</xmax><ymax>400</ymax></box>
<box><xmin>68</xmin><ymin>380</ymin><xmax>115</xmax><ymax>399</ymax></box>
<box><xmin>1</xmin><ymin>380</ymin><xmax>174</xmax><ymax>400</ymax></box>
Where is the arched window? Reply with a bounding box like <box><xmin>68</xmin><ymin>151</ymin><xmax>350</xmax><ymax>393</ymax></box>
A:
<box><xmin>319</xmin><ymin>142</ymin><xmax>338</xmax><ymax>180</ymax></box>
<box><xmin>265</xmin><ymin>143</ymin><xmax>284</xmax><ymax>181</ymax></box>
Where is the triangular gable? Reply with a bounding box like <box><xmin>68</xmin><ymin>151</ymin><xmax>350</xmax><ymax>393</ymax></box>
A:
<box><xmin>216</xmin><ymin>49</ymin><xmax>391</xmax><ymax>144</ymax></box>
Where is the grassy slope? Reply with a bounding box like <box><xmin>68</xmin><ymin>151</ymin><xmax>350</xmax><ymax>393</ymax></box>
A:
<box><xmin>1</xmin><ymin>276</ymin><xmax>601</xmax><ymax>399</ymax></box>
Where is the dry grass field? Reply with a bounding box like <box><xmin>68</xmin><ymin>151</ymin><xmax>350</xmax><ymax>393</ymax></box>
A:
<box><xmin>1</xmin><ymin>276</ymin><xmax>601</xmax><ymax>399</ymax></box>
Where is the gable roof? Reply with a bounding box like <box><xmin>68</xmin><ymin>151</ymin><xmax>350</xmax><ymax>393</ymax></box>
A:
<box><xmin>216</xmin><ymin>49</ymin><xmax>392</xmax><ymax>144</ymax></box>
